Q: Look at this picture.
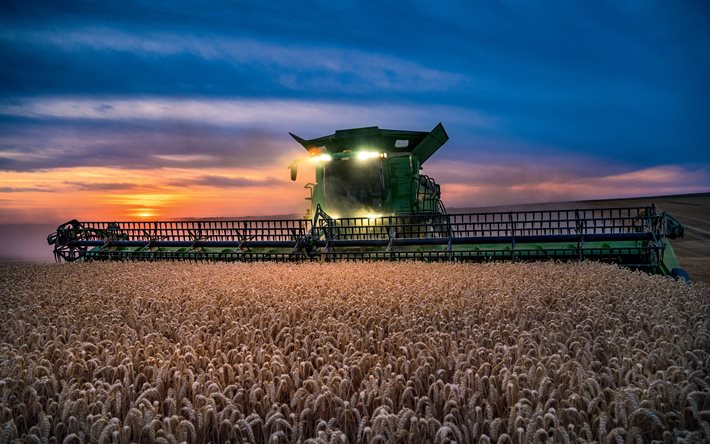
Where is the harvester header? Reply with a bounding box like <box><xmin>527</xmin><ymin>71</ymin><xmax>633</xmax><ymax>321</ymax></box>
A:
<box><xmin>46</xmin><ymin>123</ymin><xmax>689</xmax><ymax>280</ymax></box>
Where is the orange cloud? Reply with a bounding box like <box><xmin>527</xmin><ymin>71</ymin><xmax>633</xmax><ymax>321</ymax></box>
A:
<box><xmin>431</xmin><ymin>161</ymin><xmax>710</xmax><ymax>209</ymax></box>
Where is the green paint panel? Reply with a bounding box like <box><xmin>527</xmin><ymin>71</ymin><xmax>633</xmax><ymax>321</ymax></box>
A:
<box><xmin>387</xmin><ymin>157</ymin><xmax>414</xmax><ymax>212</ymax></box>
<box><xmin>411</xmin><ymin>123</ymin><xmax>449</xmax><ymax>164</ymax></box>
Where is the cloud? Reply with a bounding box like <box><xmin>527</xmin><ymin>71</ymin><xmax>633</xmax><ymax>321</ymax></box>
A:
<box><xmin>0</xmin><ymin>97</ymin><xmax>493</xmax><ymax>130</ymax></box>
<box><xmin>0</xmin><ymin>186</ymin><xmax>55</xmax><ymax>193</ymax></box>
<box><xmin>1</xmin><ymin>27</ymin><xmax>466</xmax><ymax>94</ymax></box>
<box><xmin>64</xmin><ymin>181</ymin><xmax>138</xmax><ymax>191</ymax></box>
<box><xmin>426</xmin><ymin>158</ymin><xmax>710</xmax><ymax>208</ymax></box>
<box><xmin>1</xmin><ymin>6</ymin><xmax>707</xmax><ymax>166</ymax></box>
<box><xmin>0</xmin><ymin>97</ymin><xmax>494</xmax><ymax>172</ymax></box>
<box><xmin>0</xmin><ymin>118</ymin><xmax>300</xmax><ymax>171</ymax></box>
<box><xmin>425</xmin><ymin>156</ymin><xmax>605</xmax><ymax>187</ymax></box>
<box><xmin>152</xmin><ymin>154</ymin><xmax>216</xmax><ymax>163</ymax></box>
<box><xmin>170</xmin><ymin>175</ymin><xmax>281</xmax><ymax>188</ymax></box>
<box><xmin>0</xmin><ymin>1</ymin><xmax>708</xmax><ymax>224</ymax></box>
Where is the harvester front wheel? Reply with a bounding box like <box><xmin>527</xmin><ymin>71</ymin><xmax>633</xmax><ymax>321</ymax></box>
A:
<box><xmin>671</xmin><ymin>268</ymin><xmax>691</xmax><ymax>282</ymax></box>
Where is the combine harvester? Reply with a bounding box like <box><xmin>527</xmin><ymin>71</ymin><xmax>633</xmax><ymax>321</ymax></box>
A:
<box><xmin>48</xmin><ymin>123</ymin><xmax>688</xmax><ymax>278</ymax></box>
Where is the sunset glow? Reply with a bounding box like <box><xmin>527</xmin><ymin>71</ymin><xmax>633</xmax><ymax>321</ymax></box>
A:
<box><xmin>2</xmin><ymin>159</ymin><xmax>707</xmax><ymax>224</ymax></box>
<box><xmin>0</xmin><ymin>164</ymin><xmax>310</xmax><ymax>223</ymax></box>
<box><xmin>1</xmin><ymin>2</ymin><xmax>708</xmax><ymax>225</ymax></box>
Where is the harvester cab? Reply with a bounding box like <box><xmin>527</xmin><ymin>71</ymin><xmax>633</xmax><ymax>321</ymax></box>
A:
<box><xmin>289</xmin><ymin>123</ymin><xmax>449</xmax><ymax>218</ymax></box>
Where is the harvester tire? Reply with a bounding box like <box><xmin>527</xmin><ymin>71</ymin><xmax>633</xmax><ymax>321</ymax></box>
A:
<box><xmin>671</xmin><ymin>268</ymin><xmax>691</xmax><ymax>282</ymax></box>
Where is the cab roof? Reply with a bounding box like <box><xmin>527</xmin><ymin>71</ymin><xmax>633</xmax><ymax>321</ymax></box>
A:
<box><xmin>290</xmin><ymin>123</ymin><xmax>448</xmax><ymax>164</ymax></box>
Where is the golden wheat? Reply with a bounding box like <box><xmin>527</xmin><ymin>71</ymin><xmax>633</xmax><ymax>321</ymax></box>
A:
<box><xmin>0</xmin><ymin>261</ymin><xmax>708</xmax><ymax>443</ymax></box>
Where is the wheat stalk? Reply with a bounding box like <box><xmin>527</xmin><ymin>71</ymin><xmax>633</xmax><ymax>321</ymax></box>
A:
<box><xmin>0</xmin><ymin>261</ymin><xmax>708</xmax><ymax>442</ymax></box>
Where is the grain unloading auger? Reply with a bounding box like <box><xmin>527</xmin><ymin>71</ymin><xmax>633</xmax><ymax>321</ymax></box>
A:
<box><xmin>47</xmin><ymin>123</ymin><xmax>688</xmax><ymax>278</ymax></box>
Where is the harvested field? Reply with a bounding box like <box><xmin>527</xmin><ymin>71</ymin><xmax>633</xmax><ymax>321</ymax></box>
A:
<box><xmin>1</xmin><ymin>262</ymin><xmax>709</xmax><ymax>443</ymax></box>
<box><xmin>454</xmin><ymin>192</ymin><xmax>710</xmax><ymax>284</ymax></box>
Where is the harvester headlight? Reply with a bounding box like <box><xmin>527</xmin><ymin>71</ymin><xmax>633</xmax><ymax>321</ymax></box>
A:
<box><xmin>310</xmin><ymin>153</ymin><xmax>332</xmax><ymax>163</ymax></box>
<box><xmin>366</xmin><ymin>213</ymin><xmax>383</xmax><ymax>220</ymax></box>
<box><xmin>356</xmin><ymin>151</ymin><xmax>381</xmax><ymax>161</ymax></box>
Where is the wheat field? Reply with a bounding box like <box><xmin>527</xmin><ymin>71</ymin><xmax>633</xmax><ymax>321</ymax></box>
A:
<box><xmin>0</xmin><ymin>261</ymin><xmax>709</xmax><ymax>443</ymax></box>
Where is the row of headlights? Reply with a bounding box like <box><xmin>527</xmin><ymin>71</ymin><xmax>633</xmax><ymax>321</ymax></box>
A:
<box><xmin>309</xmin><ymin>151</ymin><xmax>387</xmax><ymax>163</ymax></box>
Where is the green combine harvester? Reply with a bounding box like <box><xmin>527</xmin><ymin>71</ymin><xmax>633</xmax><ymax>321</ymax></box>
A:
<box><xmin>48</xmin><ymin>123</ymin><xmax>688</xmax><ymax>278</ymax></box>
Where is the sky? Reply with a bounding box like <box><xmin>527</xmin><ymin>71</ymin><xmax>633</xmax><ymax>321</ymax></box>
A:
<box><xmin>1</xmin><ymin>0</ymin><xmax>709</xmax><ymax>224</ymax></box>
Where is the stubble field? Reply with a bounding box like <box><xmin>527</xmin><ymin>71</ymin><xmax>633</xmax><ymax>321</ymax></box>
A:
<box><xmin>454</xmin><ymin>192</ymin><xmax>710</xmax><ymax>284</ymax></box>
<box><xmin>1</xmin><ymin>261</ymin><xmax>709</xmax><ymax>443</ymax></box>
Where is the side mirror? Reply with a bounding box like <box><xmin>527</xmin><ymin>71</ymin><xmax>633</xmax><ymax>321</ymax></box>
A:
<box><xmin>288</xmin><ymin>162</ymin><xmax>298</xmax><ymax>181</ymax></box>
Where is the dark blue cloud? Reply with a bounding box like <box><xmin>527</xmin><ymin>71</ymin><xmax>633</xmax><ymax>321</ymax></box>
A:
<box><xmin>0</xmin><ymin>0</ymin><xmax>708</xmax><ymax>176</ymax></box>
